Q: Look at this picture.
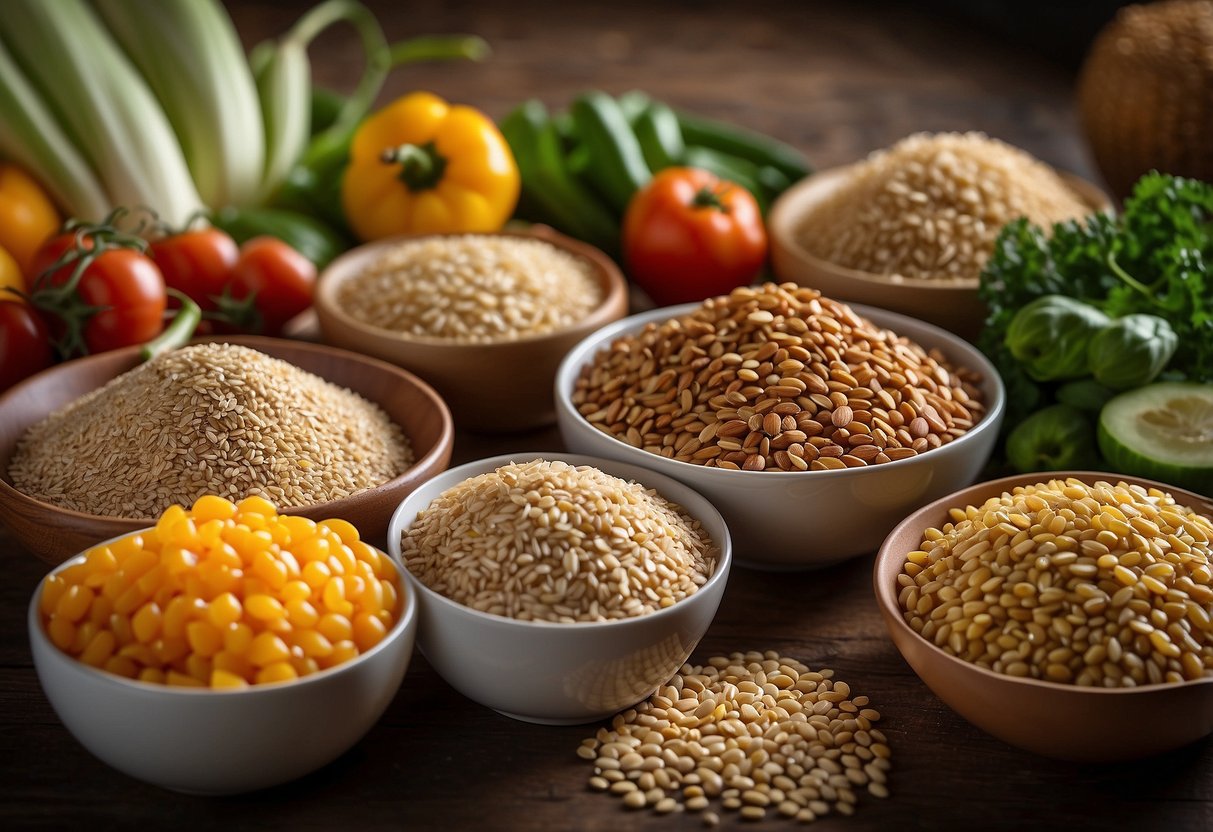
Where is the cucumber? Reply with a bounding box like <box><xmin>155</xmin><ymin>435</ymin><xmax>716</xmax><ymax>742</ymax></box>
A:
<box><xmin>570</xmin><ymin>91</ymin><xmax>651</xmax><ymax>212</ymax></box>
<box><xmin>675</xmin><ymin>110</ymin><xmax>811</xmax><ymax>182</ymax></box>
<box><xmin>210</xmin><ymin>206</ymin><xmax>350</xmax><ymax>268</ymax></box>
<box><xmin>633</xmin><ymin>102</ymin><xmax>685</xmax><ymax>171</ymax></box>
<box><xmin>1098</xmin><ymin>381</ymin><xmax>1213</xmax><ymax>495</ymax></box>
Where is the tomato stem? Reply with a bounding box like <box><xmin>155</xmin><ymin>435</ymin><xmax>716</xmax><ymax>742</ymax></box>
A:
<box><xmin>691</xmin><ymin>185</ymin><xmax>731</xmax><ymax>213</ymax></box>
<box><xmin>382</xmin><ymin>141</ymin><xmax>447</xmax><ymax>192</ymax></box>
<box><xmin>140</xmin><ymin>290</ymin><xmax>201</xmax><ymax>362</ymax></box>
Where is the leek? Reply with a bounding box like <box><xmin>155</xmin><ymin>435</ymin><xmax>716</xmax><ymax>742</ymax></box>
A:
<box><xmin>254</xmin><ymin>0</ymin><xmax>392</xmax><ymax>201</ymax></box>
<box><xmin>95</xmin><ymin>0</ymin><xmax>265</xmax><ymax>209</ymax></box>
<box><xmin>0</xmin><ymin>0</ymin><xmax>203</xmax><ymax>226</ymax></box>
<box><xmin>0</xmin><ymin>38</ymin><xmax>109</xmax><ymax>220</ymax></box>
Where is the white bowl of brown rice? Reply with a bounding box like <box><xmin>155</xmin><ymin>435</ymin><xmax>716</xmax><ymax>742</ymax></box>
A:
<box><xmin>314</xmin><ymin>228</ymin><xmax>628</xmax><ymax>432</ymax></box>
<box><xmin>555</xmin><ymin>284</ymin><xmax>1006</xmax><ymax>569</ymax></box>
<box><xmin>386</xmin><ymin>453</ymin><xmax>732</xmax><ymax>725</ymax></box>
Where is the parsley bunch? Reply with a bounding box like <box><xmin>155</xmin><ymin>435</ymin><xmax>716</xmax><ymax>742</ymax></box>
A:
<box><xmin>978</xmin><ymin>172</ymin><xmax>1213</xmax><ymax>428</ymax></box>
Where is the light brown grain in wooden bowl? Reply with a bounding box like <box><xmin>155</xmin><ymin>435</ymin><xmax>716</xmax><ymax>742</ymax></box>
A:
<box><xmin>873</xmin><ymin>471</ymin><xmax>1213</xmax><ymax>761</ymax></box>
<box><xmin>313</xmin><ymin>226</ymin><xmax>628</xmax><ymax>433</ymax></box>
<box><xmin>768</xmin><ymin>165</ymin><xmax>1113</xmax><ymax>341</ymax></box>
<box><xmin>0</xmin><ymin>336</ymin><xmax>454</xmax><ymax>565</ymax></box>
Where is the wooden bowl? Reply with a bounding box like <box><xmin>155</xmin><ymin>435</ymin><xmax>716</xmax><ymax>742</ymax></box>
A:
<box><xmin>313</xmin><ymin>226</ymin><xmax>628</xmax><ymax>433</ymax></box>
<box><xmin>874</xmin><ymin>471</ymin><xmax>1213</xmax><ymax>761</ymax></box>
<box><xmin>0</xmin><ymin>336</ymin><xmax>454</xmax><ymax>565</ymax></box>
<box><xmin>768</xmin><ymin>165</ymin><xmax>1113</xmax><ymax>341</ymax></box>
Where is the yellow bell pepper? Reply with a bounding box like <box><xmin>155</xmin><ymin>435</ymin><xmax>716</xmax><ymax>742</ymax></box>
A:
<box><xmin>0</xmin><ymin>245</ymin><xmax>23</xmax><ymax>303</ymax></box>
<box><xmin>0</xmin><ymin>163</ymin><xmax>61</xmax><ymax>278</ymax></box>
<box><xmin>341</xmin><ymin>91</ymin><xmax>520</xmax><ymax>241</ymax></box>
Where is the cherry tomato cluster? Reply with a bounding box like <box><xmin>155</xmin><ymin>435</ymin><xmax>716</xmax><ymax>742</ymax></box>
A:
<box><xmin>0</xmin><ymin>223</ymin><xmax>316</xmax><ymax>394</ymax></box>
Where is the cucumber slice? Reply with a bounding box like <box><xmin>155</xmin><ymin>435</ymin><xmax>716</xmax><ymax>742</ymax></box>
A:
<box><xmin>1098</xmin><ymin>382</ymin><xmax>1213</xmax><ymax>494</ymax></box>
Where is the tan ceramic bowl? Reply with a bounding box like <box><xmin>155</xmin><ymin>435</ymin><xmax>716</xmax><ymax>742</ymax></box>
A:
<box><xmin>314</xmin><ymin>226</ymin><xmax>628</xmax><ymax>432</ymax></box>
<box><xmin>874</xmin><ymin>471</ymin><xmax>1213</xmax><ymax>761</ymax></box>
<box><xmin>0</xmin><ymin>336</ymin><xmax>454</xmax><ymax>565</ymax></box>
<box><xmin>768</xmin><ymin>165</ymin><xmax>1113</xmax><ymax>341</ymax></box>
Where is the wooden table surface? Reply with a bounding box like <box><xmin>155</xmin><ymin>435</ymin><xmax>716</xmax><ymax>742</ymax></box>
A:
<box><xmin>4</xmin><ymin>1</ymin><xmax>1211</xmax><ymax>829</ymax></box>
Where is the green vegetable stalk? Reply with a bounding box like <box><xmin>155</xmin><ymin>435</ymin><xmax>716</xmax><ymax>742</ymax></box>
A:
<box><xmin>1087</xmin><ymin>313</ymin><xmax>1178</xmax><ymax>390</ymax></box>
<box><xmin>1004</xmin><ymin>295</ymin><xmax>1111</xmax><ymax>382</ymax></box>
<box><xmin>1006</xmin><ymin>404</ymin><xmax>1101</xmax><ymax>473</ymax></box>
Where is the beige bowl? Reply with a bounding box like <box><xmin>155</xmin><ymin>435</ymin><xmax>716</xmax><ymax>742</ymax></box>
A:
<box><xmin>874</xmin><ymin>471</ymin><xmax>1213</xmax><ymax>761</ymax></box>
<box><xmin>768</xmin><ymin>165</ymin><xmax>1113</xmax><ymax>341</ymax></box>
<box><xmin>0</xmin><ymin>336</ymin><xmax>454</xmax><ymax>565</ymax></box>
<box><xmin>314</xmin><ymin>226</ymin><xmax>628</xmax><ymax>432</ymax></box>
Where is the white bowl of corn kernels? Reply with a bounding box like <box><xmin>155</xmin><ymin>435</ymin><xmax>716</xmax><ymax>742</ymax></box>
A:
<box><xmin>387</xmin><ymin>453</ymin><xmax>732</xmax><ymax>725</ymax></box>
<box><xmin>555</xmin><ymin>284</ymin><xmax>1006</xmax><ymax>569</ymax></box>
<box><xmin>28</xmin><ymin>496</ymin><xmax>418</xmax><ymax>794</ymax></box>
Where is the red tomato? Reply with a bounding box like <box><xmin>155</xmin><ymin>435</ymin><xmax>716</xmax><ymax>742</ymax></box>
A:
<box><xmin>622</xmin><ymin>167</ymin><xmax>768</xmax><ymax>307</ymax></box>
<box><xmin>150</xmin><ymin>229</ymin><xmax>239</xmax><ymax>312</ymax></box>
<box><xmin>0</xmin><ymin>300</ymin><xmax>53</xmax><ymax>392</ymax></box>
<box><xmin>228</xmin><ymin>236</ymin><xmax>316</xmax><ymax>336</ymax></box>
<box><xmin>30</xmin><ymin>234</ymin><xmax>167</xmax><ymax>356</ymax></box>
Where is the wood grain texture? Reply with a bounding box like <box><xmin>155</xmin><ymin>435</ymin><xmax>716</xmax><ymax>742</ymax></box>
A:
<box><xmin>3</xmin><ymin>0</ymin><xmax>1210</xmax><ymax>829</ymax></box>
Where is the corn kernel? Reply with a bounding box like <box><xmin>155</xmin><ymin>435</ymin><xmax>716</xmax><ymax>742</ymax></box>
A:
<box><xmin>285</xmin><ymin>598</ymin><xmax>320</xmax><ymax>629</ymax></box>
<box><xmin>352</xmin><ymin>612</ymin><xmax>388</xmax><ymax>652</ymax></box>
<box><xmin>47</xmin><ymin>616</ymin><xmax>76</xmax><ymax>651</ymax></box>
<box><xmin>248</xmin><ymin>632</ymin><xmax>291</xmax><ymax>666</ymax></box>
<box><xmin>55</xmin><ymin>584</ymin><xmax>94</xmax><ymax>623</ymax></box>
<box><xmin>293</xmin><ymin>629</ymin><xmax>334</xmax><ymax>658</ymax></box>
<box><xmin>212</xmin><ymin>650</ymin><xmax>254</xmax><ymax>680</ymax></box>
<box><xmin>167</xmin><ymin>670</ymin><xmax>205</xmax><ymax>688</ymax></box>
<box><xmin>236</xmin><ymin>495</ymin><xmax>277</xmax><ymax>519</ymax></box>
<box><xmin>322</xmin><ymin>578</ymin><xmax>354</xmax><ymax>616</ymax></box>
<box><xmin>255</xmin><ymin>661</ymin><xmax>298</xmax><ymax>685</ymax></box>
<box><xmin>186</xmin><ymin>620</ymin><xmax>224</xmax><ymax>657</ymax></box>
<box><xmin>246</xmin><ymin>594</ymin><xmax>286</xmax><ymax>621</ymax></box>
<box><xmin>281</xmin><ymin>580</ymin><xmax>311</xmax><ymax>604</ymax></box>
<box><xmin>139</xmin><ymin>667</ymin><xmax>166</xmax><ymax>685</ymax></box>
<box><xmin>211</xmin><ymin>669</ymin><xmax>249</xmax><ymax>690</ymax></box>
<box><xmin>131</xmin><ymin>602</ymin><xmax>162</xmax><ymax>643</ymax></box>
<box><xmin>301</xmin><ymin>560</ymin><xmax>331</xmax><ymax>589</ymax></box>
<box><xmin>252</xmin><ymin>551</ymin><xmax>288</xmax><ymax>589</ymax></box>
<box><xmin>207</xmin><ymin>593</ymin><xmax>242</xmax><ymax>628</ymax></box>
<box><xmin>223</xmin><ymin>622</ymin><xmax>255</xmax><ymax>654</ymax></box>
<box><xmin>191</xmin><ymin>495</ymin><xmax>236</xmax><ymax>523</ymax></box>
<box><xmin>319</xmin><ymin>518</ymin><xmax>360</xmax><ymax>545</ymax></box>
<box><xmin>317</xmin><ymin>613</ymin><xmax>353</xmax><ymax>643</ymax></box>
<box><xmin>104</xmin><ymin>655</ymin><xmax>139</xmax><ymax>678</ymax></box>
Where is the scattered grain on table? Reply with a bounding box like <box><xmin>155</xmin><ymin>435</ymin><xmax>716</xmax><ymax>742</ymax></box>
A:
<box><xmin>580</xmin><ymin>650</ymin><xmax>891</xmax><ymax>823</ymax></box>
<box><xmin>899</xmin><ymin>478</ymin><xmax>1213</xmax><ymax>686</ymax></box>
<box><xmin>571</xmin><ymin>282</ymin><xmax>985</xmax><ymax>471</ymax></box>
<box><xmin>795</xmin><ymin>132</ymin><xmax>1092</xmax><ymax>281</ymax></box>
<box><xmin>9</xmin><ymin>343</ymin><xmax>412</xmax><ymax>518</ymax></box>
<box><xmin>400</xmin><ymin>459</ymin><xmax>717</xmax><ymax>622</ymax></box>
<box><xmin>336</xmin><ymin>234</ymin><xmax>603</xmax><ymax>342</ymax></box>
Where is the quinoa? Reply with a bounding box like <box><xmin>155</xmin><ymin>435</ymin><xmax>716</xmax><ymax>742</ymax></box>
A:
<box><xmin>795</xmin><ymin>132</ymin><xmax>1092</xmax><ymax>281</ymax></box>
<box><xmin>571</xmin><ymin>283</ymin><xmax>985</xmax><ymax>472</ymax></box>
<box><xmin>8</xmin><ymin>343</ymin><xmax>413</xmax><ymax>518</ymax></box>
<box><xmin>336</xmin><ymin>235</ymin><xmax>603</xmax><ymax>342</ymax></box>
<box><xmin>401</xmin><ymin>459</ymin><xmax>717</xmax><ymax>622</ymax></box>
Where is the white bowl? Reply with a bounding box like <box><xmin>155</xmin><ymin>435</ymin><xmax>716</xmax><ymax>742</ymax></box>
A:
<box><xmin>28</xmin><ymin>533</ymin><xmax>418</xmax><ymax>795</ymax></box>
<box><xmin>386</xmin><ymin>452</ymin><xmax>732</xmax><ymax>725</ymax></box>
<box><xmin>555</xmin><ymin>302</ymin><xmax>1006</xmax><ymax>569</ymax></box>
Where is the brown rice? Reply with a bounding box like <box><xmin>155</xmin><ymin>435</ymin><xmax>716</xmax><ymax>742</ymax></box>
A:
<box><xmin>401</xmin><ymin>459</ymin><xmax>717</xmax><ymax>623</ymax></box>
<box><xmin>336</xmin><ymin>234</ymin><xmax>603</xmax><ymax>342</ymax></box>
<box><xmin>795</xmin><ymin>132</ymin><xmax>1091</xmax><ymax>281</ymax></box>
<box><xmin>9</xmin><ymin>343</ymin><xmax>413</xmax><ymax>518</ymax></box>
